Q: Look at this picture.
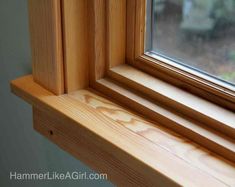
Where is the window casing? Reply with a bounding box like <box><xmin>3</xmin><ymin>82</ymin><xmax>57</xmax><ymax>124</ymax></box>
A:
<box><xmin>11</xmin><ymin>0</ymin><xmax>235</xmax><ymax>185</ymax></box>
<box><xmin>85</xmin><ymin>0</ymin><xmax>235</xmax><ymax>162</ymax></box>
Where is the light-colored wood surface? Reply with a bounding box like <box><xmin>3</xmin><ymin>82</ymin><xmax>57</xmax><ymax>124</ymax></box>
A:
<box><xmin>62</xmin><ymin>0</ymin><xmax>89</xmax><ymax>92</ymax></box>
<box><xmin>126</xmin><ymin>0</ymin><xmax>145</xmax><ymax>62</ymax></box>
<box><xmin>108</xmin><ymin>64</ymin><xmax>235</xmax><ymax>139</ymax></box>
<box><xmin>107</xmin><ymin>0</ymin><xmax>126</xmax><ymax>68</ymax></box>
<box><xmin>88</xmin><ymin>0</ymin><xmax>106</xmax><ymax>83</ymax></box>
<box><xmin>28</xmin><ymin>0</ymin><xmax>64</xmax><ymax>95</ymax></box>
<box><xmin>134</xmin><ymin>0</ymin><xmax>146</xmax><ymax>58</ymax></box>
<box><xmin>69</xmin><ymin>89</ymin><xmax>235</xmax><ymax>186</ymax></box>
<box><xmin>11</xmin><ymin>75</ymin><xmax>235</xmax><ymax>187</ymax></box>
<box><xmin>33</xmin><ymin>107</ymin><xmax>175</xmax><ymax>187</ymax></box>
<box><xmin>88</xmin><ymin>0</ymin><xmax>126</xmax><ymax>83</ymax></box>
<box><xmin>126</xmin><ymin>0</ymin><xmax>146</xmax><ymax>60</ymax></box>
<box><xmin>134</xmin><ymin>55</ymin><xmax>235</xmax><ymax>111</ymax></box>
<box><xmin>125</xmin><ymin>0</ymin><xmax>235</xmax><ymax>110</ymax></box>
<box><xmin>126</xmin><ymin>0</ymin><xmax>136</xmax><ymax>64</ymax></box>
<box><xmin>94</xmin><ymin>77</ymin><xmax>235</xmax><ymax>163</ymax></box>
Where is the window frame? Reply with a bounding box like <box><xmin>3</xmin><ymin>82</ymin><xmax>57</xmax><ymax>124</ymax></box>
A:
<box><xmin>125</xmin><ymin>0</ymin><xmax>235</xmax><ymax>110</ymax></box>
<box><xmin>86</xmin><ymin>0</ymin><xmax>235</xmax><ymax>162</ymax></box>
<box><xmin>11</xmin><ymin>0</ymin><xmax>235</xmax><ymax>185</ymax></box>
<box><xmin>86</xmin><ymin>0</ymin><xmax>235</xmax><ymax>112</ymax></box>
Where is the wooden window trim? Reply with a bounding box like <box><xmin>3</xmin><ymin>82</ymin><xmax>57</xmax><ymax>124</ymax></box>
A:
<box><xmin>89</xmin><ymin>0</ymin><xmax>235</xmax><ymax>162</ymax></box>
<box><xmin>126</xmin><ymin>0</ymin><xmax>235</xmax><ymax>110</ymax></box>
<box><xmin>62</xmin><ymin>0</ymin><xmax>89</xmax><ymax>92</ymax></box>
<box><xmin>11</xmin><ymin>0</ymin><xmax>235</xmax><ymax>186</ymax></box>
<box><xmin>108</xmin><ymin>64</ymin><xmax>235</xmax><ymax>139</ymax></box>
<box><xmin>28</xmin><ymin>0</ymin><xmax>64</xmax><ymax>94</ymax></box>
<box><xmin>11</xmin><ymin>75</ymin><xmax>235</xmax><ymax>186</ymax></box>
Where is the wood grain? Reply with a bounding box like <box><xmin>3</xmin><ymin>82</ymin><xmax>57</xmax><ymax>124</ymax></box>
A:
<box><xmin>108</xmin><ymin>64</ymin><xmax>235</xmax><ymax>139</ymax></box>
<box><xmin>126</xmin><ymin>0</ymin><xmax>235</xmax><ymax>111</ymax></box>
<box><xmin>126</xmin><ymin>0</ymin><xmax>136</xmax><ymax>64</ymax></box>
<box><xmin>33</xmin><ymin>108</ymin><xmax>177</xmax><ymax>187</ymax></box>
<box><xmin>11</xmin><ymin>75</ymin><xmax>235</xmax><ymax>187</ymax></box>
<box><xmin>88</xmin><ymin>0</ymin><xmax>106</xmax><ymax>83</ymax></box>
<box><xmin>69</xmin><ymin>89</ymin><xmax>235</xmax><ymax>186</ymax></box>
<box><xmin>94</xmin><ymin>77</ymin><xmax>235</xmax><ymax>163</ymax></box>
<box><xmin>62</xmin><ymin>0</ymin><xmax>89</xmax><ymax>92</ymax></box>
<box><xmin>133</xmin><ymin>55</ymin><xmax>235</xmax><ymax>111</ymax></box>
<box><xmin>134</xmin><ymin>0</ymin><xmax>146</xmax><ymax>58</ymax></box>
<box><xmin>28</xmin><ymin>0</ymin><xmax>64</xmax><ymax>95</ymax></box>
<box><xmin>107</xmin><ymin>0</ymin><xmax>126</xmax><ymax>68</ymax></box>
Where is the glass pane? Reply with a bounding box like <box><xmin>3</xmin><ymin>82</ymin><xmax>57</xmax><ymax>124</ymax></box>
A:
<box><xmin>147</xmin><ymin>0</ymin><xmax>235</xmax><ymax>85</ymax></box>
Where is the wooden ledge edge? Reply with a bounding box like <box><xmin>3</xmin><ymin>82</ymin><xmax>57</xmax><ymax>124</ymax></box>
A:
<box><xmin>109</xmin><ymin>64</ymin><xmax>235</xmax><ymax>138</ymax></box>
<box><xmin>10</xmin><ymin>75</ymin><xmax>231</xmax><ymax>186</ymax></box>
<box><xmin>93</xmin><ymin>77</ymin><xmax>235</xmax><ymax>163</ymax></box>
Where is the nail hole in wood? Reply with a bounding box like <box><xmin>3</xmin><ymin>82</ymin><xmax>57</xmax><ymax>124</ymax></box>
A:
<box><xmin>49</xmin><ymin>130</ymin><xmax>53</xmax><ymax>136</ymax></box>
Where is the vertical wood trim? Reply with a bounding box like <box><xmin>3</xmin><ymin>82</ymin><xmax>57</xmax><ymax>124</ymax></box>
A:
<box><xmin>126</xmin><ymin>0</ymin><xmax>146</xmax><ymax>64</ymax></box>
<box><xmin>107</xmin><ymin>0</ymin><xmax>126</xmax><ymax>68</ymax></box>
<box><xmin>62</xmin><ymin>0</ymin><xmax>89</xmax><ymax>92</ymax></box>
<box><xmin>126</xmin><ymin>0</ymin><xmax>136</xmax><ymax>64</ymax></box>
<box><xmin>28</xmin><ymin>0</ymin><xmax>64</xmax><ymax>95</ymax></box>
<box><xmin>134</xmin><ymin>0</ymin><xmax>146</xmax><ymax>58</ymax></box>
<box><xmin>88</xmin><ymin>0</ymin><xmax>106</xmax><ymax>84</ymax></box>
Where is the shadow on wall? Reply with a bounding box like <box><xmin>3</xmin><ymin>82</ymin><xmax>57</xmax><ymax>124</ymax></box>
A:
<box><xmin>0</xmin><ymin>0</ymin><xmax>113</xmax><ymax>187</ymax></box>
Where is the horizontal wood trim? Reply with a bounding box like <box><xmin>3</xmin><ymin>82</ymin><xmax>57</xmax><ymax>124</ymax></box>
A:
<box><xmin>69</xmin><ymin>89</ymin><xmax>235</xmax><ymax>186</ymax></box>
<box><xmin>108</xmin><ymin>64</ymin><xmax>235</xmax><ymax>140</ymax></box>
<box><xmin>132</xmin><ymin>55</ymin><xmax>235</xmax><ymax>111</ymax></box>
<box><xmin>126</xmin><ymin>0</ymin><xmax>235</xmax><ymax>111</ymax></box>
<box><xmin>92</xmin><ymin>77</ymin><xmax>235</xmax><ymax>163</ymax></box>
<box><xmin>10</xmin><ymin>75</ymin><xmax>235</xmax><ymax>186</ymax></box>
<box><xmin>33</xmin><ymin>107</ymin><xmax>165</xmax><ymax>187</ymax></box>
<box><xmin>28</xmin><ymin>0</ymin><xmax>64</xmax><ymax>95</ymax></box>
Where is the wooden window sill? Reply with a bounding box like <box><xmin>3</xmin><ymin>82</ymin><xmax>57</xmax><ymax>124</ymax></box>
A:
<box><xmin>108</xmin><ymin>64</ymin><xmax>235</xmax><ymax>139</ymax></box>
<box><xmin>10</xmin><ymin>75</ymin><xmax>235</xmax><ymax>186</ymax></box>
<box><xmin>93</xmin><ymin>64</ymin><xmax>235</xmax><ymax>163</ymax></box>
